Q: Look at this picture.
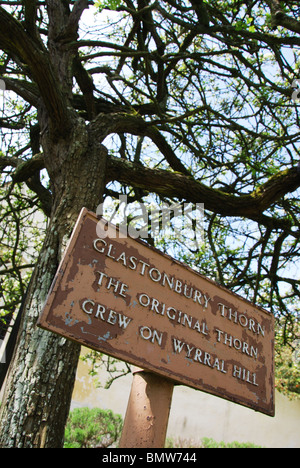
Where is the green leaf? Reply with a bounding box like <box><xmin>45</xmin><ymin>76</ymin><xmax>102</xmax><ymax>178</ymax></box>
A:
<box><xmin>95</xmin><ymin>0</ymin><xmax>122</xmax><ymax>12</ymax></box>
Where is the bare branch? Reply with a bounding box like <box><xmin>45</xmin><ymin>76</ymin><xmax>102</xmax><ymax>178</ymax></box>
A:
<box><xmin>91</xmin><ymin>112</ymin><xmax>190</xmax><ymax>174</ymax></box>
<box><xmin>12</xmin><ymin>153</ymin><xmax>45</xmax><ymax>183</ymax></box>
<box><xmin>267</xmin><ymin>0</ymin><xmax>300</xmax><ymax>34</ymax></box>
<box><xmin>0</xmin><ymin>6</ymin><xmax>72</xmax><ymax>135</ymax></box>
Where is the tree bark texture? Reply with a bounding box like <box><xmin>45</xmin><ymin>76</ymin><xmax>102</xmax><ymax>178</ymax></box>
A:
<box><xmin>0</xmin><ymin>116</ymin><xmax>108</xmax><ymax>448</ymax></box>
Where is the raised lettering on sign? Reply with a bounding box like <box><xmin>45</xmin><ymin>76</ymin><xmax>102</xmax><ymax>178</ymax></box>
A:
<box><xmin>38</xmin><ymin>209</ymin><xmax>275</xmax><ymax>416</ymax></box>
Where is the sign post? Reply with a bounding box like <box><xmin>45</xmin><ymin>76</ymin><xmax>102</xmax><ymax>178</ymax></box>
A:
<box><xmin>119</xmin><ymin>368</ymin><xmax>174</xmax><ymax>448</ymax></box>
<box><xmin>38</xmin><ymin>208</ymin><xmax>275</xmax><ymax>447</ymax></box>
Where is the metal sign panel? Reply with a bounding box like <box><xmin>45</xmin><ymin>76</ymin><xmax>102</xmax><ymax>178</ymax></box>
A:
<box><xmin>38</xmin><ymin>208</ymin><xmax>275</xmax><ymax>416</ymax></box>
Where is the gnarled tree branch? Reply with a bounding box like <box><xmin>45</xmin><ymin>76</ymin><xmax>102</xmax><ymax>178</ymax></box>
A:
<box><xmin>107</xmin><ymin>155</ymin><xmax>300</xmax><ymax>220</ymax></box>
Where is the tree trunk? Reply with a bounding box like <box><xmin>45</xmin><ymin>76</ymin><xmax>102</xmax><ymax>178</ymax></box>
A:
<box><xmin>0</xmin><ymin>117</ymin><xmax>107</xmax><ymax>448</ymax></box>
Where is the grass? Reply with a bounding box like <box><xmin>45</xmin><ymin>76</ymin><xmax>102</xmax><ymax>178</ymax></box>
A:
<box><xmin>165</xmin><ymin>436</ymin><xmax>262</xmax><ymax>448</ymax></box>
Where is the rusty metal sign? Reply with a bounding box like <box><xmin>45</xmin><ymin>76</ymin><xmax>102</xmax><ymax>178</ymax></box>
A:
<box><xmin>38</xmin><ymin>208</ymin><xmax>275</xmax><ymax>416</ymax></box>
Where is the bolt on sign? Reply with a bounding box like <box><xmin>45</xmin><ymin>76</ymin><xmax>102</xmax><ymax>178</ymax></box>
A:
<box><xmin>38</xmin><ymin>208</ymin><xmax>275</xmax><ymax>416</ymax></box>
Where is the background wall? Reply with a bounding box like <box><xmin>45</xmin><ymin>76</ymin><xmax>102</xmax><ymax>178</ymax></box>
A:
<box><xmin>71</xmin><ymin>349</ymin><xmax>300</xmax><ymax>448</ymax></box>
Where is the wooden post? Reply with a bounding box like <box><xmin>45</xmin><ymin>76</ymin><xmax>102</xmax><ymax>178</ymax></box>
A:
<box><xmin>119</xmin><ymin>368</ymin><xmax>174</xmax><ymax>448</ymax></box>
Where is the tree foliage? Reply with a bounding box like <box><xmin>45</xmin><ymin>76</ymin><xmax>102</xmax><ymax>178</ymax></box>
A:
<box><xmin>0</xmin><ymin>0</ymin><xmax>300</xmax><ymax>446</ymax></box>
<box><xmin>1</xmin><ymin>0</ymin><xmax>300</xmax><ymax>334</ymax></box>
<box><xmin>275</xmin><ymin>321</ymin><xmax>300</xmax><ymax>399</ymax></box>
<box><xmin>64</xmin><ymin>407</ymin><xmax>123</xmax><ymax>448</ymax></box>
<box><xmin>0</xmin><ymin>180</ymin><xmax>45</xmax><ymax>324</ymax></box>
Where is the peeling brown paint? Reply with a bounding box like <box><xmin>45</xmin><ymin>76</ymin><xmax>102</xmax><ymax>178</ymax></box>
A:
<box><xmin>38</xmin><ymin>208</ymin><xmax>275</xmax><ymax>416</ymax></box>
